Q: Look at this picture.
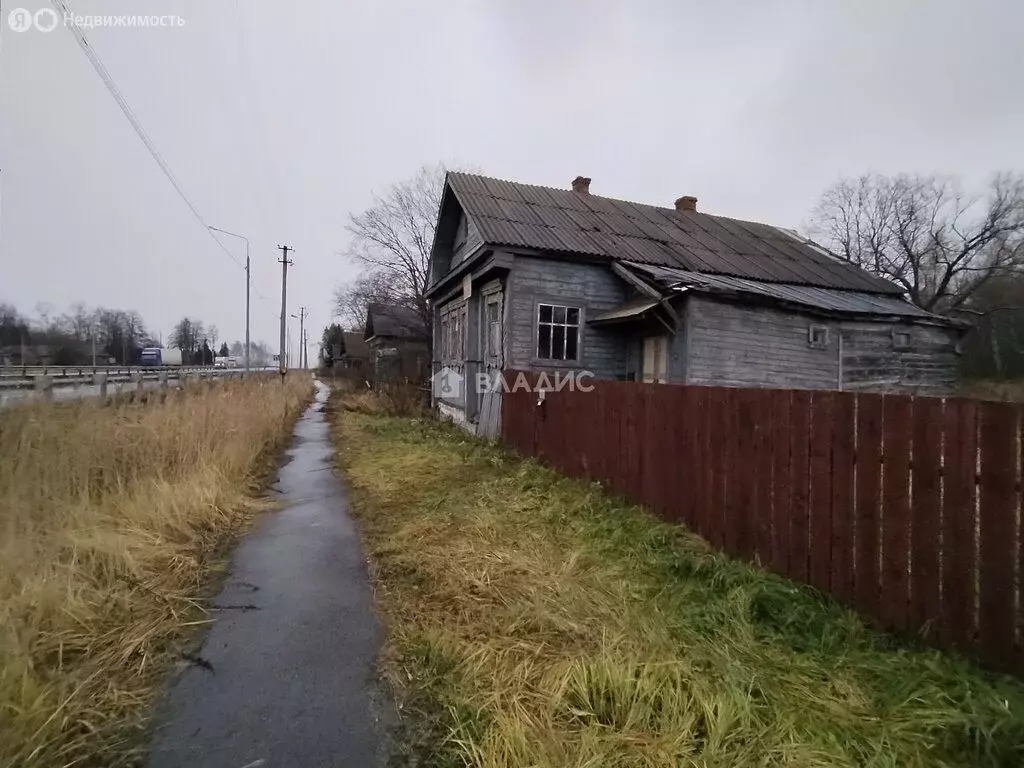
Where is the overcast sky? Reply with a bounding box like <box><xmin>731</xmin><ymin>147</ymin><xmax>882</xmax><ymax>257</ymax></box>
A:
<box><xmin>1</xmin><ymin>0</ymin><xmax>1022</xmax><ymax>355</ymax></box>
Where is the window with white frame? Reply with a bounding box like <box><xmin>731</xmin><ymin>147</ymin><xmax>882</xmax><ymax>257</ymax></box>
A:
<box><xmin>537</xmin><ymin>303</ymin><xmax>581</xmax><ymax>361</ymax></box>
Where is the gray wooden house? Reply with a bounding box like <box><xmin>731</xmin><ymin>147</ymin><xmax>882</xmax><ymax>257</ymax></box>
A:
<box><xmin>363</xmin><ymin>303</ymin><xmax>430</xmax><ymax>384</ymax></box>
<box><xmin>425</xmin><ymin>172</ymin><xmax>964</xmax><ymax>436</ymax></box>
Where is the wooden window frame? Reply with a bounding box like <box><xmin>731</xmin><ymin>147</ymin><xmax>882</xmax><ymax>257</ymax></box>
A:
<box><xmin>808</xmin><ymin>324</ymin><xmax>829</xmax><ymax>349</ymax></box>
<box><xmin>535</xmin><ymin>302</ymin><xmax>582</xmax><ymax>362</ymax></box>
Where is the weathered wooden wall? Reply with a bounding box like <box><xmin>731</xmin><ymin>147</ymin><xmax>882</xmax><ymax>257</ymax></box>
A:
<box><xmin>684</xmin><ymin>296</ymin><xmax>961</xmax><ymax>395</ymax></box>
<box><xmin>506</xmin><ymin>255</ymin><xmax>628</xmax><ymax>379</ymax></box>
<box><xmin>502</xmin><ymin>376</ymin><xmax>1023</xmax><ymax>677</ymax></box>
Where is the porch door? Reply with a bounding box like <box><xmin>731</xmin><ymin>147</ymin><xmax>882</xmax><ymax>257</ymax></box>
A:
<box><xmin>642</xmin><ymin>336</ymin><xmax>668</xmax><ymax>383</ymax></box>
<box><xmin>477</xmin><ymin>292</ymin><xmax>504</xmax><ymax>436</ymax></box>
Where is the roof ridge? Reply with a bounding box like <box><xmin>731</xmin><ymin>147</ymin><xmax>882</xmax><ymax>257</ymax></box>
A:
<box><xmin>448</xmin><ymin>170</ymin><xmax>681</xmax><ymax>218</ymax></box>
<box><xmin>449</xmin><ymin>171</ymin><xmax>806</xmax><ymax>235</ymax></box>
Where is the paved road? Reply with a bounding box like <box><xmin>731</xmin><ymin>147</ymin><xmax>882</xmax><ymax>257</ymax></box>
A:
<box><xmin>147</xmin><ymin>380</ymin><xmax>388</xmax><ymax>767</ymax></box>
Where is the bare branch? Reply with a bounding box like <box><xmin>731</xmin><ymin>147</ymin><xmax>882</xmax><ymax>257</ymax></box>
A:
<box><xmin>809</xmin><ymin>171</ymin><xmax>1024</xmax><ymax>313</ymax></box>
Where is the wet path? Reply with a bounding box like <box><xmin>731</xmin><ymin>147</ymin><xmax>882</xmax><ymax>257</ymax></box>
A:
<box><xmin>148</xmin><ymin>380</ymin><xmax>387</xmax><ymax>768</ymax></box>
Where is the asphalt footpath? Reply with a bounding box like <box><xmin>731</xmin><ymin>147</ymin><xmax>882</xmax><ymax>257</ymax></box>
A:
<box><xmin>147</xmin><ymin>379</ymin><xmax>388</xmax><ymax>768</ymax></box>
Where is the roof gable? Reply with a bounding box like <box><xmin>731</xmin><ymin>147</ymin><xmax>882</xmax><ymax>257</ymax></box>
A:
<box><xmin>341</xmin><ymin>331</ymin><xmax>370</xmax><ymax>358</ymax></box>
<box><xmin>446</xmin><ymin>172</ymin><xmax>902</xmax><ymax>295</ymax></box>
<box><xmin>364</xmin><ymin>303</ymin><xmax>428</xmax><ymax>341</ymax></box>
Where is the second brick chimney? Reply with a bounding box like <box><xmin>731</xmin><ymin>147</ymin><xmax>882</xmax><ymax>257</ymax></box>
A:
<box><xmin>571</xmin><ymin>176</ymin><xmax>591</xmax><ymax>194</ymax></box>
<box><xmin>675</xmin><ymin>195</ymin><xmax>698</xmax><ymax>213</ymax></box>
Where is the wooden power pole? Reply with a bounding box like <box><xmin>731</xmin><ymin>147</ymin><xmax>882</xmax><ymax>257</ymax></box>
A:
<box><xmin>277</xmin><ymin>245</ymin><xmax>293</xmax><ymax>376</ymax></box>
<box><xmin>296</xmin><ymin>306</ymin><xmax>307</xmax><ymax>369</ymax></box>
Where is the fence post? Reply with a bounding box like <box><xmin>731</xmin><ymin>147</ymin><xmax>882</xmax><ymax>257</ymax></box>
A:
<box><xmin>94</xmin><ymin>372</ymin><xmax>108</xmax><ymax>399</ymax></box>
<box><xmin>132</xmin><ymin>371</ymin><xmax>144</xmax><ymax>393</ymax></box>
<box><xmin>158</xmin><ymin>371</ymin><xmax>169</xmax><ymax>389</ymax></box>
<box><xmin>34</xmin><ymin>375</ymin><xmax>53</xmax><ymax>401</ymax></box>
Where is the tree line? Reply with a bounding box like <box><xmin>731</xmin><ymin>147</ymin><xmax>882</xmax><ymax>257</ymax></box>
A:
<box><xmin>0</xmin><ymin>302</ymin><xmax>275</xmax><ymax>367</ymax></box>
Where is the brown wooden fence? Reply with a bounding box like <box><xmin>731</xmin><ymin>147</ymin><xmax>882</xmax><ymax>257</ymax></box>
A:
<box><xmin>501</xmin><ymin>376</ymin><xmax>1023</xmax><ymax>676</ymax></box>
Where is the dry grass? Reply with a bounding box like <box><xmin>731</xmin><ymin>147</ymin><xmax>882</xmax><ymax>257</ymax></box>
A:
<box><xmin>332</xmin><ymin>409</ymin><xmax>1024</xmax><ymax>768</ymax></box>
<box><xmin>342</xmin><ymin>386</ymin><xmax>430</xmax><ymax>418</ymax></box>
<box><xmin>0</xmin><ymin>376</ymin><xmax>311</xmax><ymax>767</ymax></box>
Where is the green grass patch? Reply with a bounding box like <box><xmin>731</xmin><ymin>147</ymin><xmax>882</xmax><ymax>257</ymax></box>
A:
<box><xmin>330</xmin><ymin>408</ymin><xmax>1024</xmax><ymax>768</ymax></box>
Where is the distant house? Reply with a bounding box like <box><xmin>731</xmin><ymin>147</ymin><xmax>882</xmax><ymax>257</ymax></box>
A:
<box><xmin>338</xmin><ymin>331</ymin><xmax>371</xmax><ymax>371</ymax></box>
<box><xmin>363</xmin><ymin>303</ymin><xmax>430</xmax><ymax>384</ymax></box>
<box><xmin>425</xmin><ymin>172</ymin><xmax>965</xmax><ymax>436</ymax></box>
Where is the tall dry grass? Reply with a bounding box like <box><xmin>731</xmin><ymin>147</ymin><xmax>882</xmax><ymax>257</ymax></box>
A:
<box><xmin>0</xmin><ymin>377</ymin><xmax>311</xmax><ymax>767</ymax></box>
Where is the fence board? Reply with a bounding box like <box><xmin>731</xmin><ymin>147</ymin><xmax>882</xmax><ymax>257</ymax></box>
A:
<box><xmin>809</xmin><ymin>391</ymin><xmax>835</xmax><ymax>593</ymax></box>
<box><xmin>733</xmin><ymin>390</ymin><xmax>756</xmax><ymax>560</ymax></box>
<box><xmin>830</xmin><ymin>393</ymin><xmax>856</xmax><ymax>604</ymax></box>
<box><xmin>770</xmin><ymin>390</ymin><xmax>792</xmax><ymax>576</ymax></box>
<box><xmin>678</xmin><ymin>386</ymin><xmax>698</xmax><ymax>528</ymax></box>
<box><xmin>788</xmin><ymin>390</ymin><xmax>811</xmax><ymax>582</ymax></box>
<box><xmin>693</xmin><ymin>387</ymin><xmax>712</xmax><ymax>540</ymax></box>
<box><xmin>754</xmin><ymin>390</ymin><xmax>775</xmax><ymax>566</ymax></box>
<box><xmin>855</xmin><ymin>394</ymin><xmax>883</xmax><ymax>620</ymax></box>
<box><xmin>977</xmin><ymin>402</ymin><xmax>1018</xmax><ymax>669</ymax></box>
<box><xmin>604</xmin><ymin>384</ymin><xmax>624</xmax><ymax>493</ymax></box>
<box><xmin>628</xmin><ymin>386</ymin><xmax>645</xmax><ymax>500</ymax></box>
<box><xmin>708</xmin><ymin>390</ymin><xmax>728</xmax><ymax>550</ymax></box>
<box><xmin>941</xmin><ymin>399</ymin><xmax>978</xmax><ymax>652</ymax></box>
<box><xmin>910</xmin><ymin>397</ymin><xmax>942</xmax><ymax>638</ymax></box>
<box><xmin>881</xmin><ymin>396</ymin><xmax>912</xmax><ymax>632</ymax></box>
<box><xmin>644</xmin><ymin>386</ymin><xmax>671</xmax><ymax>520</ymax></box>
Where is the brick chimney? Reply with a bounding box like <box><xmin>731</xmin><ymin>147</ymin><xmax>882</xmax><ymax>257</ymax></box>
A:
<box><xmin>675</xmin><ymin>195</ymin><xmax>698</xmax><ymax>213</ymax></box>
<box><xmin>571</xmin><ymin>176</ymin><xmax>591</xmax><ymax>194</ymax></box>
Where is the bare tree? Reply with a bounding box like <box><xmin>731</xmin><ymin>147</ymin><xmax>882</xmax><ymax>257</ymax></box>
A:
<box><xmin>170</xmin><ymin>317</ymin><xmax>205</xmax><ymax>362</ymax></box>
<box><xmin>344</xmin><ymin>164</ymin><xmax>446</xmax><ymax>329</ymax></box>
<box><xmin>809</xmin><ymin>172</ymin><xmax>1024</xmax><ymax>312</ymax></box>
<box><xmin>332</xmin><ymin>271</ymin><xmax>410</xmax><ymax>330</ymax></box>
<box><xmin>61</xmin><ymin>302</ymin><xmax>95</xmax><ymax>341</ymax></box>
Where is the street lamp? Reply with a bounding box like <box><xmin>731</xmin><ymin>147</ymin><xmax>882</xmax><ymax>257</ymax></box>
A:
<box><xmin>207</xmin><ymin>226</ymin><xmax>250</xmax><ymax>376</ymax></box>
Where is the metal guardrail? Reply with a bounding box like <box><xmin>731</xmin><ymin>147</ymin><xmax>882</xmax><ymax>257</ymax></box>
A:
<box><xmin>0</xmin><ymin>366</ymin><xmax>272</xmax><ymax>392</ymax></box>
<box><xmin>0</xmin><ymin>367</ymin><xmax>281</xmax><ymax>408</ymax></box>
<box><xmin>0</xmin><ymin>365</ymin><xmax>212</xmax><ymax>378</ymax></box>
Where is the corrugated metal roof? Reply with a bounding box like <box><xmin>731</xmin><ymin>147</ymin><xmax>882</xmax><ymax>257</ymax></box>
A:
<box><xmin>447</xmin><ymin>172</ymin><xmax>903</xmax><ymax>295</ymax></box>
<box><xmin>365</xmin><ymin>303</ymin><xmax>428</xmax><ymax>340</ymax></box>
<box><xmin>626</xmin><ymin>263</ymin><xmax>956</xmax><ymax>322</ymax></box>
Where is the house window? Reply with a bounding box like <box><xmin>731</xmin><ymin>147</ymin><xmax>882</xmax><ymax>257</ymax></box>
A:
<box><xmin>439</xmin><ymin>302</ymin><xmax>466</xmax><ymax>365</ymax></box>
<box><xmin>485</xmin><ymin>298</ymin><xmax>501</xmax><ymax>363</ymax></box>
<box><xmin>892</xmin><ymin>329</ymin><xmax>911</xmax><ymax>350</ymax></box>
<box><xmin>808</xmin><ymin>324</ymin><xmax>829</xmax><ymax>349</ymax></box>
<box><xmin>537</xmin><ymin>304</ymin><xmax>580</xmax><ymax>361</ymax></box>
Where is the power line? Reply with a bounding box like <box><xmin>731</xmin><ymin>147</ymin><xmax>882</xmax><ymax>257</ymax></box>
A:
<box><xmin>232</xmin><ymin>0</ymin><xmax>288</xmax><ymax>234</ymax></box>
<box><xmin>50</xmin><ymin>0</ymin><xmax>280</xmax><ymax>319</ymax></box>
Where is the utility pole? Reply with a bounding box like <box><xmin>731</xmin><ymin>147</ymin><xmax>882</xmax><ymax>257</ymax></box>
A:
<box><xmin>245</xmin><ymin>250</ymin><xmax>250</xmax><ymax>375</ymax></box>
<box><xmin>277</xmin><ymin>245</ymin><xmax>293</xmax><ymax>377</ymax></box>
<box><xmin>291</xmin><ymin>307</ymin><xmax>307</xmax><ymax>369</ymax></box>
